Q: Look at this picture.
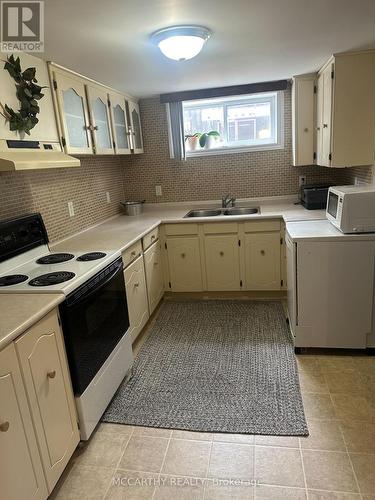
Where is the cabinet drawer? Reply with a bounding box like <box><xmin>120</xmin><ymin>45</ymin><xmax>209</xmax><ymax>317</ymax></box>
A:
<box><xmin>142</xmin><ymin>227</ymin><xmax>159</xmax><ymax>250</ymax></box>
<box><xmin>244</xmin><ymin>219</ymin><xmax>281</xmax><ymax>233</ymax></box>
<box><xmin>122</xmin><ymin>240</ymin><xmax>142</xmax><ymax>268</ymax></box>
<box><xmin>203</xmin><ymin>222</ymin><xmax>238</xmax><ymax>234</ymax></box>
<box><xmin>165</xmin><ymin>223</ymin><xmax>198</xmax><ymax>236</ymax></box>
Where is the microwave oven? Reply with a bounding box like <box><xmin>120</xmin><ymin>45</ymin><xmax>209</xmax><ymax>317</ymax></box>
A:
<box><xmin>326</xmin><ymin>185</ymin><xmax>375</xmax><ymax>233</ymax></box>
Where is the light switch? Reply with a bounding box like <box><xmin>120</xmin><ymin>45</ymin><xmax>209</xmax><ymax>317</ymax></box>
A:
<box><xmin>155</xmin><ymin>185</ymin><xmax>162</xmax><ymax>196</ymax></box>
<box><xmin>68</xmin><ymin>201</ymin><xmax>75</xmax><ymax>217</ymax></box>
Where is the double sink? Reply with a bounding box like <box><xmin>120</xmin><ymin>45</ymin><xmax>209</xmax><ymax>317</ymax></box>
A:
<box><xmin>184</xmin><ymin>207</ymin><xmax>260</xmax><ymax>218</ymax></box>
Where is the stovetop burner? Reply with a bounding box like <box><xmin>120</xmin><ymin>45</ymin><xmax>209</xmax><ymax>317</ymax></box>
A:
<box><xmin>36</xmin><ymin>253</ymin><xmax>75</xmax><ymax>265</ymax></box>
<box><xmin>0</xmin><ymin>274</ymin><xmax>29</xmax><ymax>286</ymax></box>
<box><xmin>77</xmin><ymin>252</ymin><xmax>107</xmax><ymax>261</ymax></box>
<box><xmin>29</xmin><ymin>271</ymin><xmax>76</xmax><ymax>287</ymax></box>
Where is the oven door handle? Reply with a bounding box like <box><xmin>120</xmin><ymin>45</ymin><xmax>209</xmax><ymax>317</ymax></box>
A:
<box><xmin>67</xmin><ymin>260</ymin><xmax>124</xmax><ymax>307</ymax></box>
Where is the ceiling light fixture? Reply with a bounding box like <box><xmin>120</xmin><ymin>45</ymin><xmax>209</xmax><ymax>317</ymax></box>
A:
<box><xmin>151</xmin><ymin>25</ymin><xmax>211</xmax><ymax>61</ymax></box>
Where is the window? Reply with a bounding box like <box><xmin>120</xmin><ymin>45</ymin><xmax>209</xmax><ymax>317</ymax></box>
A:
<box><xmin>182</xmin><ymin>91</ymin><xmax>283</xmax><ymax>156</ymax></box>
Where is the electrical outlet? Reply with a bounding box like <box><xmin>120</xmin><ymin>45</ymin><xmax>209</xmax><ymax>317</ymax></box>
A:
<box><xmin>68</xmin><ymin>201</ymin><xmax>75</xmax><ymax>217</ymax></box>
<box><xmin>299</xmin><ymin>175</ymin><xmax>306</xmax><ymax>187</ymax></box>
<box><xmin>106</xmin><ymin>191</ymin><xmax>111</xmax><ymax>203</ymax></box>
<box><xmin>155</xmin><ymin>185</ymin><xmax>162</xmax><ymax>196</ymax></box>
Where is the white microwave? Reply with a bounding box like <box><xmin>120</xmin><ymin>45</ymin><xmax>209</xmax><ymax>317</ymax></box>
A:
<box><xmin>326</xmin><ymin>185</ymin><xmax>375</xmax><ymax>233</ymax></box>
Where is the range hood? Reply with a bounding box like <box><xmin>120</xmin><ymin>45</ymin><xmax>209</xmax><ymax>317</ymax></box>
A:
<box><xmin>0</xmin><ymin>139</ymin><xmax>80</xmax><ymax>171</ymax></box>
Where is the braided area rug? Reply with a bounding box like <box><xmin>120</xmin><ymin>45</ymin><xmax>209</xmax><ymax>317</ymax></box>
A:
<box><xmin>102</xmin><ymin>300</ymin><xmax>308</xmax><ymax>436</ymax></box>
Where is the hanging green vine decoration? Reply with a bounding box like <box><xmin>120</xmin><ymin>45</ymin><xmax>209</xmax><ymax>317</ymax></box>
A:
<box><xmin>1</xmin><ymin>54</ymin><xmax>47</xmax><ymax>135</ymax></box>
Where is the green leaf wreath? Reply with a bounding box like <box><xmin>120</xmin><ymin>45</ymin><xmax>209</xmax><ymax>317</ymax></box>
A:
<box><xmin>1</xmin><ymin>54</ymin><xmax>47</xmax><ymax>135</ymax></box>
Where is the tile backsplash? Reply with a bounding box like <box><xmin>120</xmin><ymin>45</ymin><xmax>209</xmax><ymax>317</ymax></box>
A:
<box><xmin>0</xmin><ymin>156</ymin><xmax>126</xmax><ymax>242</ymax></box>
<box><xmin>1</xmin><ymin>87</ymin><xmax>372</xmax><ymax>243</ymax></box>
<box><xmin>122</xmin><ymin>90</ymin><xmax>359</xmax><ymax>203</ymax></box>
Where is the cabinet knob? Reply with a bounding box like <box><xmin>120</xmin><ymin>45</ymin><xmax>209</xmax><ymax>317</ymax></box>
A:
<box><xmin>134</xmin><ymin>282</ymin><xmax>139</xmax><ymax>287</ymax></box>
<box><xmin>304</xmin><ymin>128</ymin><xmax>309</xmax><ymax>132</ymax></box>
<box><xmin>151</xmin><ymin>235</ymin><xmax>156</xmax><ymax>240</ymax></box>
<box><xmin>47</xmin><ymin>370</ymin><xmax>56</xmax><ymax>379</ymax></box>
<box><xmin>181</xmin><ymin>253</ymin><xmax>186</xmax><ymax>258</ymax></box>
<box><xmin>154</xmin><ymin>261</ymin><xmax>158</xmax><ymax>266</ymax></box>
<box><xmin>131</xmin><ymin>251</ymin><xmax>136</xmax><ymax>256</ymax></box>
<box><xmin>323</xmin><ymin>124</ymin><xmax>328</xmax><ymax>128</ymax></box>
<box><xmin>0</xmin><ymin>421</ymin><xmax>9</xmax><ymax>432</ymax></box>
<box><xmin>220</xmin><ymin>251</ymin><xmax>224</xmax><ymax>256</ymax></box>
<box><xmin>260</xmin><ymin>250</ymin><xmax>265</xmax><ymax>255</ymax></box>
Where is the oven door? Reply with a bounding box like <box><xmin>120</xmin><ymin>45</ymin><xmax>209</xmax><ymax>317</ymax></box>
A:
<box><xmin>59</xmin><ymin>257</ymin><xmax>129</xmax><ymax>395</ymax></box>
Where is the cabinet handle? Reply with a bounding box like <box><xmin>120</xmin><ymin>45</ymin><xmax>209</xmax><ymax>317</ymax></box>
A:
<box><xmin>134</xmin><ymin>282</ymin><xmax>139</xmax><ymax>287</ymax></box>
<box><xmin>181</xmin><ymin>253</ymin><xmax>186</xmax><ymax>258</ymax></box>
<box><xmin>260</xmin><ymin>250</ymin><xmax>265</xmax><ymax>255</ymax></box>
<box><xmin>47</xmin><ymin>370</ymin><xmax>56</xmax><ymax>379</ymax></box>
<box><xmin>323</xmin><ymin>124</ymin><xmax>328</xmax><ymax>128</ymax></box>
<box><xmin>0</xmin><ymin>421</ymin><xmax>9</xmax><ymax>432</ymax></box>
<box><xmin>154</xmin><ymin>262</ymin><xmax>158</xmax><ymax>266</ymax></box>
<box><xmin>220</xmin><ymin>251</ymin><xmax>224</xmax><ymax>256</ymax></box>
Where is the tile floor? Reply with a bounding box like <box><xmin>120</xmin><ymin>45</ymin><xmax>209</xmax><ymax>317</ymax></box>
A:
<box><xmin>50</xmin><ymin>353</ymin><xmax>375</xmax><ymax>499</ymax></box>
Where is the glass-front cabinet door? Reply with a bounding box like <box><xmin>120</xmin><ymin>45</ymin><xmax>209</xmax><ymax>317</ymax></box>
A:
<box><xmin>86</xmin><ymin>84</ymin><xmax>115</xmax><ymax>155</ymax></box>
<box><xmin>128</xmin><ymin>100</ymin><xmax>144</xmax><ymax>154</ymax></box>
<box><xmin>52</xmin><ymin>69</ymin><xmax>93</xmax><ymax>154</ymax></box>
<box><xmin>108</xmin><ymin>92</ymin><xmax>131</xmax><ymax>155</ymax></box>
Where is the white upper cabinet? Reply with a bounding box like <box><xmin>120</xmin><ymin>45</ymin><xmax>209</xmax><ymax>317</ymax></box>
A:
<box><xmin>51</xmin><ymin>68</ymin><xmax>93</xmax><ymax>154</ymax></box>
<box><xmin>317</xmin><ymin>51</ymin><xmax>375</xmax><ymax>167</ymax></box>
<box><xmin>128</xmin><ymin>100</ymin><xmax>144</xmax><ymax>154</ymax></box>
<box><xmin>292</xmin><ymin>74</ymin><xmax>316</xmax><ymax>166</ymax></box>
<box><xmin>0</xmin><ymin>51</ymin><xmax>59</xmax><ymax>143</ymax></box>
<box><xmin>86</xmin><ymin>84</ymin><xmax>114</xmax><ymax>154</ymax></box>
<box><xmin>49</xmin><ymin>63</ymin><xmax>143</xmax><ymax>156</ymax></box>
<box><xmin>108</xmin><ymin>92</ymin><xmax>131</xmax><ymax>154</ymax></box>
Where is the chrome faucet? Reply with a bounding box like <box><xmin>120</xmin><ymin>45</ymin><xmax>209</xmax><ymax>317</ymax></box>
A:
<box><xmin>221</xmin><ymin>194</ymin><xmax>236</xmax><ymax>208</ymax></box>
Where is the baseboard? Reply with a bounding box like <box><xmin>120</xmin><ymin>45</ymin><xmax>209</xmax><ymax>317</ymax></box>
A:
<box><xmin>164</xmin><ymin>291</ymin><xmax>287</xmax><ymax>300</ymax></box>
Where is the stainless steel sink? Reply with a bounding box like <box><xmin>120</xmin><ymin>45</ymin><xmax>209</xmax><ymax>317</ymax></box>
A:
<box><xmin>184</xmin><ymin>207</ymin><xmax>260</xmax><ymax>218</ymax></box>
<box><xmin>224</xmin><ymin>207</ymin><xmax>259</xmax><ymax>215</ymax></box>
<box><xmin>184</xmin><ymin>209</ymin><xmax>222</xmax><ymax>218</ymax></box>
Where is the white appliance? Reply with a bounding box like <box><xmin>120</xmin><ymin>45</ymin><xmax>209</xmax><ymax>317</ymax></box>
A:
<box><xmin>286</xmin><ymin>220</ymin><xmax>375</xmax><ymax>349</ymax></box>
<box><xmin>0</xmin><ymin>214</ymin><xmax>133</xmax><ymax>440</ymax></box>
<box><xmin>326</xmin><ymin>185</ymin><xmax>375</xmax><ymax>234</ymax></box>
<box><xmin>0</xmin><ymin>51</ymin><xmax>79</xmax><ymax>170</ymax></box>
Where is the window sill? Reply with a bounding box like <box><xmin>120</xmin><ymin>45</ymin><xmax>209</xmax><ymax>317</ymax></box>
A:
<box><xmin>185</xmin><ymin>143</ymin><xmax>284</xmax><ymax>158</ymax></box>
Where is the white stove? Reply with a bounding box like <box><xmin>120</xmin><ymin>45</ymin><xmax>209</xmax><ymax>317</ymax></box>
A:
<box><xmin>0</xmin><ymin>213</ymin><xmax>133</xmax><ymax>441</ymax></box>
<box><xmin>0</xmin><ymin>243</ymin><xmax>120</xmax><ymax>294</ymax></box>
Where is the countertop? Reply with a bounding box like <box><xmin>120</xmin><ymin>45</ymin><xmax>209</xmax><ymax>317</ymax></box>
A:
<box><xmin>51</xmin><ymin>199</ymin><xmax>326</xmax><ymax>253</ymax></box>
<box><xmin>0</xmin><ymin>197</ymin><xmax>326</xmax><ymax>349</ymax></box>
<box><xmin>0</xmin><ymin>293</ymin><xmax>65</xmax><ymax>350</ymax></box>
<box><xmin>286</xmin><ymin>219</ymin><xmax>375</xmax><ymax>242</ymax></box>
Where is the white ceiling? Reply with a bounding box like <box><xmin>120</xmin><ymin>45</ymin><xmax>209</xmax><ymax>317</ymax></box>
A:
<box><xmin>44</xmin><ymin>0</ymin><xmax>375</xmax><ymax>98</ymax></box>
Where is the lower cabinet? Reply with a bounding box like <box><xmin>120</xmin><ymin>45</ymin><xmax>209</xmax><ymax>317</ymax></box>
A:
<box><xmin>0</xmin><ymin>309</ymin><xmax>79</xmax><ymax>500</ymax></box>
<box><xmin>15</xmin><ymin>310</ymin><xmax>80</xmax><ymax>493</ymax></box>
<box><xmin>144</xmin><ymin>241</ymin><xmax>164</xmax><ymax>314</ymax></box>
<box><xmin>163</xmin><ymin>220</ymin><xmax>283</xmax><ymax>292</ymax></box>
<box><xmin>166</xmin><ymin>237</ymin><xmax>203</xmax><ymax>291</ymax></box>
<box><xmin>124</xmin><ymin>255</ymin><xmax>149</xmax><ymax>342</ymax></box>
<box><xmin>244</xmin><ymin>232</ymin><xmax>281</xmax><ymax>290</ymax></box>
<box><xmin>0</xmin><ymin>343</ymin><xmax>48</xmax><ymax>500</ymax></box>
<box><xmin>204</xmin><ymin>234</ymin><xmax>241</xmax><ymax>290</ymax></box>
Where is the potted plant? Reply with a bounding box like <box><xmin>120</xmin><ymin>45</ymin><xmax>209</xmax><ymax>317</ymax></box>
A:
<box><xmin>199</xmin><ymin>130</ymin><xmax>220</xmax><ymax>149</ymax></box>
<box><xmin>185</xmin><ymin>133</ymin><xmax>201</xmax><ymax>151</ymax></box>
